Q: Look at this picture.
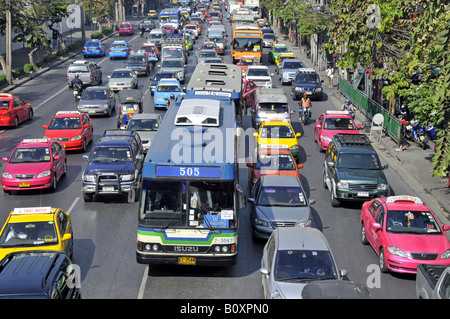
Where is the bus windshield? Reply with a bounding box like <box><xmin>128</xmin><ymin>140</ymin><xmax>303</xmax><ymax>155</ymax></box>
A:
<box><xmin>232</xmin><ymin>38</ymin><xmax>262</xmax><ymax>52</ymax></box>
<box><xmin>139</xmin><ymin>180</ymin><xmax>235</xmax><ymax>229</ymax></box>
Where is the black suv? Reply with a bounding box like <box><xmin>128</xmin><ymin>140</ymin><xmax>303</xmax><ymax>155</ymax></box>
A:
<box><xmin>291</xmin><ymin>68</ymin><xmax>324</xmax><ymax>100</ymax></box>
<box><xmin>322</xmin><ymin>134</ymin><xmax>389</xmax><ymax>207</ymax></box>
<box><xmin>0</xmin><ymin>251</ymin><xmax>81</xmax><ymax>299</ymax></box>
<box><xmin>82</xmin><ymin>130</ymin><xmax>144</xmax><ymax>203</ymax></box>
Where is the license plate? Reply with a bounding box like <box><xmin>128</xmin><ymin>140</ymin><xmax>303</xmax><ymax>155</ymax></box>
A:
<box><xmin>19</xmin><ymin>182</ymin><xmax>30</xmax><ymax>188</ymax></box>
<box><xmin>357</xmin><ymin>191</ymin><xmax>369</xmax><ymax>197</ymax></box>
<box><xmin>115</xmin><ymin>50</ymin><xmax>120</xmax><ymax>52</ymax></box>
<box><xmin>89</xmin><ymin>48</ymin><xmax>93</xmax><ymax>51</ymax></box>
<box><xmin>178</xmin><ymin>257</ymin><xmax>196</xmax><ymax>265</ymax></box>
<box><xmin>102</xmin><ymin>186</ymin><xmax>114</xmax><ymax>192</ymax></box>
<box><xmin>88</xmin><ymin>110</ymin><xmax>96</xmax><ymax>113</ymax></box>
<box><xmin>420</xmin><ymin>135</ymin><xmax>425</xmax><ymax>140</ymax></box>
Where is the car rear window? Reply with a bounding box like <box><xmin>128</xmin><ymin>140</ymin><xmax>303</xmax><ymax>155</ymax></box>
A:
<box><xmin>68</xmin><ymin>65</ymin><xmax>89</xmax><ymax>73</ymax></box>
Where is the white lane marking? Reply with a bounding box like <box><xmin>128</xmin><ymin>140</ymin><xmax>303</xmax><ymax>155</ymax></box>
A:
<box><xmin>137</xmin><ymin>264</ymin><xmax>149</xmax><ymax>299</ymax></box>
<box><xmin>67</xmin><ymin>196</ymin><xmax>80</xmax><ymax>215</ymax></box>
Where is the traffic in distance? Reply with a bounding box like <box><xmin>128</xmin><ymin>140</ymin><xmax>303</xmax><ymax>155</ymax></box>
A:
<box><xmin>0</xmin><ymin>0</ymin><xmax>449</xmax><ymax>300</ymax></box>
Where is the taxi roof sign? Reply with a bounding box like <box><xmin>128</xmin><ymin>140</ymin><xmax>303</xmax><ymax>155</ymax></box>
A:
<box><xmin>386</xmin><ymin>195</ymin><xmax>423</xmax><ymax>205</ymax></box>
<box><xmin>326</xmin><ymin>110</ymin><xmax>349</xmax><ymax>115</ymax></box>
<box><xmin>22</xmin><ymin>138</ymin><xmax>48</xmax><ymax>143</ymax></box>
<box><xmin>12</xmin><ymin>207</ymin><xmax>52</xmax><ymax>215</ymax></box>
<box><xmin>56</xmin><ymin>111</ymin><xmax>80</xmax><ymax>115</ymax></box>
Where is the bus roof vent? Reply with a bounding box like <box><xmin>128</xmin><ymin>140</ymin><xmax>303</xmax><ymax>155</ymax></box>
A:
<box><xmin>175</xmin><ymin>99</ymin><xmax>221</xmax><ymax>127</ymax></box>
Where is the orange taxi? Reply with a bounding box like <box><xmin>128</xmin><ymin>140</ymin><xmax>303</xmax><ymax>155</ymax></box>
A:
<box><xmin>236</xmin><ymin>55</ymin><xmax>261</xmax><ymax>76</ymax></box>
<box><xmin>42</xmin><ymin>111</ymin><xmax>93</xmax><ymax>152</ymax></box>
<box><xmin>247</xmin><ymin>148</ymin><xmax>303</xmax><ymax>186</ymax></box>
<box><xmin>0</xmin><ymin>93</ymin><xmax>33</xmax><ymax>128</ymax></box>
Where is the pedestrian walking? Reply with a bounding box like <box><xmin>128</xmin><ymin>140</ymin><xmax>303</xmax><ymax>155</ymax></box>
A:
<box><xmin>326</xmin><ymin>65</ymin><xmax>334</xmax><ymax>88</ymax></box>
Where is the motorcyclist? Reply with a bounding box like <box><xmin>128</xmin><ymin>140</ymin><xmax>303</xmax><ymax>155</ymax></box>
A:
<box><xmin>71</xmin><ymin>74</ymin><xmax>83</xmax><ymax>88</ymax></box>
<box><xmin>341</xmin><ymin>99</ymin><xmax>356</xmax><ymax>118</ymax></box>
<box><xmin>300</xmin><ymin>93</ymin><xmax>312</xmax><ymax>117</ymax></box>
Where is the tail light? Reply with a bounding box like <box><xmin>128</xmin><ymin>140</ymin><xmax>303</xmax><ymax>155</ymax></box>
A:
<box><xmin>96</xmin><ymin>47</ymin><xmax>100</xmax><ymax>50</ymax></box>
<box><xmin>90</xmin><ymin>75</ymin><xmax>93</xmax><ymax>81</ymax></box>
<box><xmin>109</xmin><ymin>50</ymin><xmax>113</xmax><ymax>52</ymax></box>
<box><xmin>122</xmin><ymin>49</ymin><xmax>127</xmax><ymax>52</ymax></box>
<box><xmin>83</xmin><ymin>47</ymin><xmax>87</xmax><ymax>50</ymax></box>
<box><xmin>67</xmin><ymin>75</ymin><xmax>69</xmax><ymax>81</ymax></box>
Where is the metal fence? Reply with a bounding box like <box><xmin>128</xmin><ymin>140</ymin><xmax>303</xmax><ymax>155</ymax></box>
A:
<box><xmin>338</xmin><ymin>76</ymin><xmax>401</xmax><ymax>142</ymax></box>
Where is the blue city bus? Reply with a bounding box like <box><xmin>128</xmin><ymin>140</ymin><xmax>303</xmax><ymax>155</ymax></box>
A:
<box><xmin>185</xmin><ymin>63</ymin><xmax>243</xmax><ymax>127</ymax></box>
<box><xmin>159</xmin><ymin>8</ymin><xmax>181</xmax><ymax>29</ymax></box>
<box><xmin>136</xmin><ymin>95</ymin><xmax>244</xmax><ymax>266</ymax></box>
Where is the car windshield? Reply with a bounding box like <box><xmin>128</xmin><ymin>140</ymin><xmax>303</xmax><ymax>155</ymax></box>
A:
<box><xmin>111</xmin><ymin>43</ymin><xmax>126</xmax><ymax>49</ymax></box>
<box><xmin>255</xmin><ymin>153</ymin><xmax>296</xmax><ymax>171</ymax></box>
<box><xmin>337</xmin><ymin>153</ymin><xmax>381</xmax><ymax>169</ymax></box>
<box><xmin>258</xmin><ymin>186</ymin><xmax>306</xmax><ymax>206</ymax></box>
<box><xmin>247</xmin><ymin>68</ymin><xmax>270</xmax><ymax>77</ymax></box>
<box><xmin>48</xmin><ymin>116</ymin><xmax>82</xmax><ymax>129</ymax></box>
<box><xmin>90</xmin><ymin>146</ymin><xmax>132</xmax><ymax>162</ymax></box>
<box><xmin>127</xmin><ymin>55</ymin><xmax>146</xmax><ymax>63</ymax></box>
<box><xmin>263</xmin><ymin>34</ymin><xmax>275</xmax><ymax>39</ymax></box>
<box><xmin>141</xmin><ymin>46</ymin><xmax>156</xmax><ymax>52</ymax></box>
<box><xmin>273</xmin><ymin>46</ymin><xmax>289</xmax><ymax>53</ymax></box>
<box><xmin>127</xmin><ymin>119</ymin><xmax>159</xmax><ymax>131</ymax></box>
<box><xmin>324</xmin><ymin>118</ymin><xmax>356</xmax><ymax>130</ymax></box>
<box><xmin>232</xmin><ymin>38</ymin><xmax>262</xmax><ymax>52</ymax></box>
<box><xmin>111</xmin><ymin>71</ymin><xmax>133</xmax><ymax>78</ymax></box>
<box><xmin>9</xmin><ymin>147</ymin><xmax>51</xmax><ymax>163</ymax></box>
<box><xmin>157</xmin><ymin>84</ymin><xmax>181</xmax><ymax>92</ymax></box>
<box><xmin>258</xmin><ymin>103</ymin><xmax>288</xmax><ymax>113</ymax></box>
<box><xmin>386</xmin><ymin>210</ymin><xmax>443</xmax><ymax>234</ymax></box>
<box><xmin>283</xmin><ymin>61</ymin><xmax>304</xmax><ymax>69</ymax></box>
<box><xmin>275</xmin><ymin>250</ymin><xmax>338</xmax><ymax>282</ymax></box>
<box><xmin>162</xmin><ymin>60</ymin><xmax>183</xmax><ymax>68</ymax></box>
<box><xmin>139</xmin><ymin>180</ymin><xmax>235</xmax><ymax>229</ymax></box>
<box><xmin>162</xmin><ymin>48</ymin><xmax>182</xmax><ymax>58</ymax></box>
<box><xmin>148</xmin><ymin>33</ymin><xmax>161</xmax><ymax>39</ymax></box>
<box><xmin>202</xmin><ymin>44</ymin><xmax>217</xmax><ymax>50</ymax></box>
<box><xmin>85</xmin><ymin>41</ymin><xmax>100</xmax><ymax>47</ymax></box>
<box><xmin>0</xmin><ymin>221</ymin><xmax>57</xmax><ymax>248</ymax></box>
<box><xmin>68</xmin><ymin>65</ymin><xmax>89</xmax><ymax>73</ymax></box>
<box><xmin>260</xmin><ymin>125</ymin><xmax>295</xmax><ymax>138</ymax></box>
<box><xmin>199</xmin><ymin>51</ymin><xmax>217</xmax><ymax>57</ymax></box>
<box><xmin>208</xmin><ymin>36</ymin><xmax>223</xmax><ymax>42</ymax></box>
<box><xmin>295</xmin><ymin>73</ymin><xmax>320</xmax><ymax>84</ymax></box>
<box><xmin>82</xmin><ymin>89</ymin><xmax>108</xmax><ymax>100</ymax></box>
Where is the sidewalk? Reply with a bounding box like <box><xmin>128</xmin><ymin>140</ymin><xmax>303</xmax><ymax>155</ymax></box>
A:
<box><xmin>271</xmin><ymin>28</ymin><xmax>450</xmax><ymax>221</ymax></box>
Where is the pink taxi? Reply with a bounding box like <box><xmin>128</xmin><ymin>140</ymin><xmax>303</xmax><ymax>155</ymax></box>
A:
<box><xmin>119</xmin><ymin>22</ymin><xmax>134</xmax><ymax>36</ymax></box>
<box><xmin>360</xmin><ymin>195</ymin><xmax>450</xmax><ymax>274</ymax></box>
<box><xmin>1</xmin><ymin>138</ymin><xmax>67</xmax><ymax>194</ymax></box>
<box><xmin>314</xmin><ymin>111</ymin><xmax>361</xmax><ymax>151</ymax></box>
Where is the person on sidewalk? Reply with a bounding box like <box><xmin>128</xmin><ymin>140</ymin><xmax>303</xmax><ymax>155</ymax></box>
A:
<box><xmin>326</xmin><ymin>65</ymin><xmax>334</xmax><ymax>88</ymax></box>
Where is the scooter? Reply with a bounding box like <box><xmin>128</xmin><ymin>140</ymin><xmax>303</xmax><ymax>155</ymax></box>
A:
<box><xmin>300</xmin><ymin>106</ymin><xmax>310</xmax><ymax>125</ymax></box>
<box><xmin>73</xmin><ymin>83</ymin><xmax>83</xmax><ymax>102</ymax></box>
<box><xmin>407</xmin><ymin>119</ymin><xmax>428</xmax><ymax>149</ymax></box>
<box><xmin>139</xmin><ymin>29</ymin><xmax>144</xmax><ymax>37</ymax></box>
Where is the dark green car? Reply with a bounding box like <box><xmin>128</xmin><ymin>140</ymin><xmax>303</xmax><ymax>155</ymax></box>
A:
<box><xmin>268</xmin><ymin>44</ymin><xmax>290</xmax><ymax>64</ymax></box>
<box><xmin>322</xmin><ymin>134</ymin><xmax>389</xmax><ymax>207</ymax></box>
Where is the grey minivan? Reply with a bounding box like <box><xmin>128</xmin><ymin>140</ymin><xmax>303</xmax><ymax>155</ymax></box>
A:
<box><xmin>260</xmin><ymin>227</ymin><xmax>348</xmax><ymax>299</ymax></box>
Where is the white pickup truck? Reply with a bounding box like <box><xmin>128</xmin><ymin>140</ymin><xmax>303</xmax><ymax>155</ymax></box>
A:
<box><xmin>415</xmin><ymin>264</ymin><xmax>450</xmax><ymax>299</ymax></box>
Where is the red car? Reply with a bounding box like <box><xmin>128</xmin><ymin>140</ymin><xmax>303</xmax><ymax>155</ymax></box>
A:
<box><xmin>42</xmin><ymin>111</ymin><xmax>93</xmax><ymax>152</ymax></box>
<box><xmin>360</xmin><ymin>195</ymin><xmax>450</xmax><ymax>274</ymax></box>
<box><xmin>0</xmin><ymin>93</ymin><xmax>33</xmax><ymax>127</ymax></box>
<box><xmin>119</xmin><ymin>22</ymin><xmax>134</xmax><ymax>36</ymax></box>
<box><xmin>247</xmin><ymin>148</ymin><xmax>303</xmax><ymax>186</ymax></box>
<box><xmin>1</xmin><ymin>138</ymin><xmax>66</xmax><ymax>193</ymax></box>
<box><xmin>315</xmin><ymin>110</ymin><xmax>361</xmax><ymax>151</ymax></box>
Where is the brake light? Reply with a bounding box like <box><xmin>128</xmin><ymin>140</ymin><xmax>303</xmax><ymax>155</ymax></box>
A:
<box><xmin>83</xmin><ymin>47</ymin><xmax>87</xmax><ymax>50</ymax></box>
<box><xmin>96</xmin><ymin>47</ymin><xmax>100</xmax><ymax>50</ymax></box>
<box><xmin>122</xmin><ymin>49</ymin><xmax>127</xmax><ymax>52</ymax></box>
<box><xmin>90</xmin><ymin>75</ymin><xmax>93</xmax><ymax>81</ymax></box>
<box><xmin>67</xmin><ymin>75</ymin><xmax>69</xmax><ymax>81</ymax></box>
<box><xmin>109</xmin><ymin>49</ymin><xmax>113</xmax><ymax>52</ymax></box>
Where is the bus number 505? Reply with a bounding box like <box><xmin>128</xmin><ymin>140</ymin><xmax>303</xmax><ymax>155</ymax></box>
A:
<box><xmin>179</xmin><ymin>167</ymin><xmax>200</xmax><ymax>177</ymax></box>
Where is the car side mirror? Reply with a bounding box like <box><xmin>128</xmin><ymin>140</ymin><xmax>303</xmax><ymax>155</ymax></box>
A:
<box><xmin>443</xmin><ymin>225</ymin><xmax>450</xmax><ymax>231</ymax></box>
<box><xmin>296</xmin><ymin>133</ymin><xmax>301</xmax><ymax>138</ymax></box>
<box><xmin>253</xmin><ymin>132</ymin><xmax>258</xmax><ymax>137</ymax></box>
<box><xmin>372</xmin><ymin>222</ymin><xmax>382</xmax><ymax>231</ymax></box>
<box><xmin>247</xmin><ymin>197</ymin><xmax>255</xmax><ymax>203</ymax></box>
<box><xmin>298</xmin><ymin>164</ymin><xmax>303</xmax><ymax>169</ymax></box>
<box><xmin>309</xmin><ymin>199</ymin><xmax>316</xmax><ymax>205</ymax></box>
<box><xmin>382</xmin><ymin>164</ymin><xmax>388</xmax><ymax>169</ymax></box>
<box><xmin>259</xmin><ymin>267</ymin><xmax>269</xmax><ymax>276</ymax></box>
<box><xmin>2</xmin><ymin>157</ymin><xmax>8</xmax><ymax>162</ymax></box>
<box><xmin>357</xmin><ymin>125</ymin><xmax>362</xmax><ymax>129</ymax></box>
<box><xmin>62</xmin><ymin>233</ymin><xmax>72</xmax><ymax>240</ymax></box>
<box><xmin>315</xmin><ymin>124</ymin><xmax>321</xmax><ymax>129</ymax></box>
<box><xmin>42</xmin><ymin>125</ymin><xmax>48</xmax><ymax>129</ymax></box>
<box><xmin>327</xmin><ymin>161</ymin><xmax>335</xmax><ymax>168</ymax></box>
<box><xmin>82</xmin><ymin>155</ymin><xmax>89</xmax><ymax>160</ymax></box>
<box><xmin>54</xmin><ymin>155</ymin><xmax>61</xmax><ymax>160</ymax></box>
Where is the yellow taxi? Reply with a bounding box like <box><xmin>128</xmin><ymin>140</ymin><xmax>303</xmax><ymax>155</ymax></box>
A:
<box><xmin>254</xmin><ymin>119</ymin><xmax>301</xmax><ymax>161</ymax></box>
<box><xmin>275</xmin><ymin>52</ymin><xmax>296</xmax><ymax>73</ymax></box>
<box><xmin>0</xmin><ymin>206</ymin><xmax>73</xmax><ymax>261</ymax></box>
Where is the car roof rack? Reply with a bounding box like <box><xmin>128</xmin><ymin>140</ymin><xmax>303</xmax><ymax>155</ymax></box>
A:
<box><xmin>333</xmin><ymin>133</ymin><xmax>370</xmax><ymax>145</ymax></box>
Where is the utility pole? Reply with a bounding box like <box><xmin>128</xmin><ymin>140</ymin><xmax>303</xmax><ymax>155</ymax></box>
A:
<box><xmin>5</xmin><ymin>0</ymin><xmax>12</xmax><ymax>86</ymax></box>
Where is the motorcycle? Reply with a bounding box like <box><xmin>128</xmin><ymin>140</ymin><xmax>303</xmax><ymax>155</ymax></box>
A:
<box><xmin>73</xmin><ymin>83</ymin><xmax>83</xmax><ymax>102</ymax></box>
<box><xmin>405</xmin><ymin>119</ymin><xmax>428</xmax><ymax>149</ymax></box>
<box><xmin>139</xmin><ymin>29</ymin><xmax>144</xmax><ymax>37</ymax></box>
<box><xmin>300</xmin><ymin>106</ymin><xmax>310</xmax><ymax>125</ymax></box>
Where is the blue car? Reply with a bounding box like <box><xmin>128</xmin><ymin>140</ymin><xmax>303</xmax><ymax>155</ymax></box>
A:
<box><xmin>153</xmin><ymin>78</ymin><xmax>183</xmax><ymax>109</ymax></box>
<box><xmin>109</xmin><ymin>41</ymin><xmax>130</xmax><ymax>59</ymax></box>
<box><xmin>83</xmin><ymin>39</ymin><xmax>106</xmax><ymax>57</ymax></box>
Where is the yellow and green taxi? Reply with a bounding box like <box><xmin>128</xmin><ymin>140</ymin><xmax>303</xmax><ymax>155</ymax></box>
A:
<box><xmin>275</xmin><ymin>52</ymin><xmax>296</xmax><ymax>73</ymax></box>
<box><xmin>147</xmin><ymin>10</ymin><xmax>158</xmax><ymax>19</ymax></box>
<box><xmin>254</xmin><ymin>119</ymin><xmax>301</xmax><ymax>161</ymax></box>
<box><xmin>0</xmin><ymin>206</ymin><xmax>73</xmax><ymax>260</ymax></box>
